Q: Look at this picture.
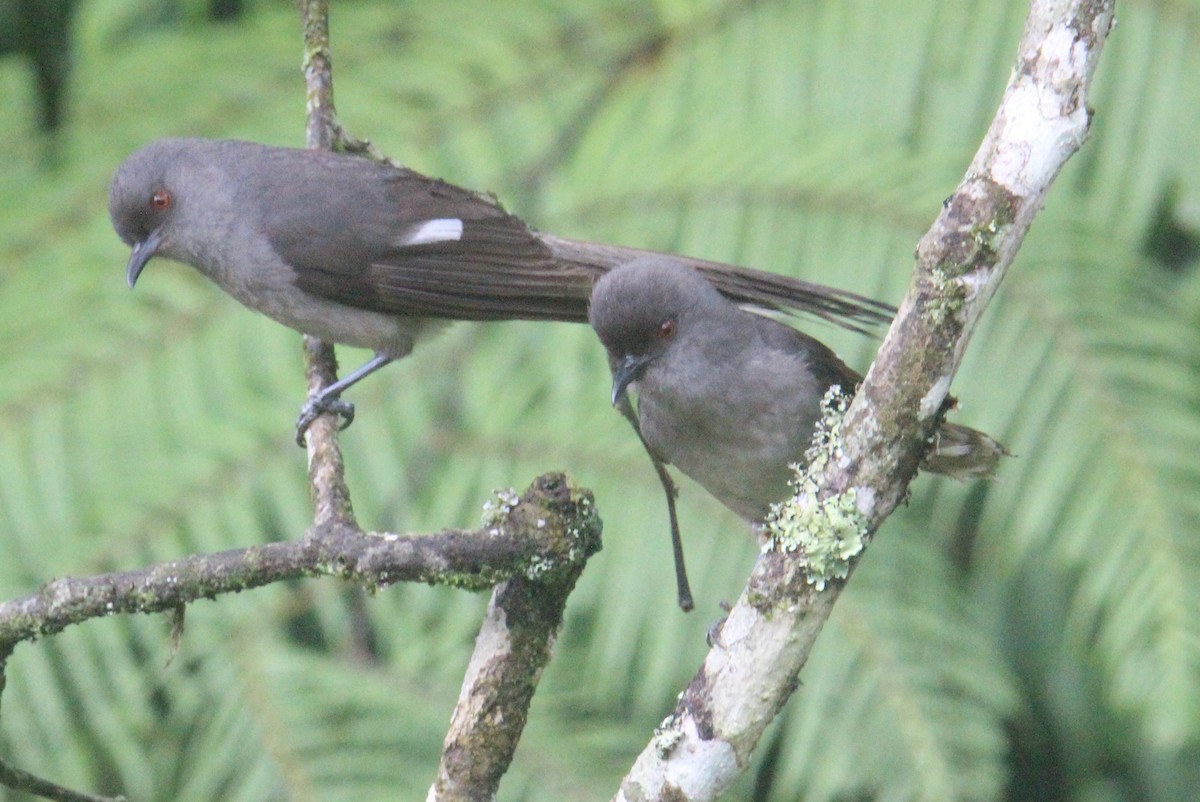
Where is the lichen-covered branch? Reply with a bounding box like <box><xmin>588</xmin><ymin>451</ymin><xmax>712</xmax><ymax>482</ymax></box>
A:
<box><xmin>0</xmin><ymin>474</ymin><xmax>599</xmax><ymax>801</ymax></box>
<box><xmin>294</xmin><ymin>6</ymin><xmax>600</xmax><ymax>802</ymax></box>
<box><xmin>615</xmin><ymin>1</ymin><xmax>1117</xmax><ymax>800</ymax></box>
<box><xmin>301</xmin><ymin>0</ymin><xmax>337</xmax><ymax>152</ymax></box>
<box><xmin>430</xmin><ymin>478</ymin><xmax>600</xmax><ymax>802</ymax></box>
<box><xmin>0</xmin><ymin>475</ymin><xmax>600</xmax><ymax>649</ymax></box>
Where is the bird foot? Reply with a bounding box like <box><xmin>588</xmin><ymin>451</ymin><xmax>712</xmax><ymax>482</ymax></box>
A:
<box><xmin>295</xmin><ymin>396</ymin><xmax>356</xmax><ymax>447</ymax></box>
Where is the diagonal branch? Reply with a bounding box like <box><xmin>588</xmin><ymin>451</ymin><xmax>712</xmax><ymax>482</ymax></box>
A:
<box><xmin>296</xmin><ymin>3</ymin><xmax>600</xmax><ymax>800</ymax></box>
<box><xmin>2</xmin><ymin>6</ymin><xmax>604</xmax><ymax>802</ymax></box>
<box><xmin>615</xmin><ymin>1</ymin><xmax>1117</xmax><ymax>799</ymax></box>
<box><xmin>0</xmin><ymin>471</ymin><xmax>599</xmax><ymax>801</ymax></box>
<box><xmin>0</xmin><ymin>751</ymin><xmax>125</xmax><ymax>802</ymax></box>
<box><xmin>430</xmin><ymin>478</ymin><xmax>599</xmax><ymax>800</ymax></box>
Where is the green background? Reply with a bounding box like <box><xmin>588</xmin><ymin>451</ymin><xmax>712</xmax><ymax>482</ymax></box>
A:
<box><xmin>1</xmin><ymin>0</ymin><xmax>1198</xmax><ymax>799</ymax></box>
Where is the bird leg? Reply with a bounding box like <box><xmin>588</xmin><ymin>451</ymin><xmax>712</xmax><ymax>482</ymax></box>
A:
<box><xmin>615</xmin><ymin>394</ymin><xmax>694</xmax><ymax>612</ymax></box>
<box><xmin>295</xmin><ymin>352</ymin><xmax>394</xmax><ymax>446</ymax></box>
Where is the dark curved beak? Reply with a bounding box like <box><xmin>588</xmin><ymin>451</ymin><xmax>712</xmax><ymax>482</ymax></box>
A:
<box><xmin>125</xmin><ymin>228</ymin><xmax>164</xmax><ymax>288</ymax></box>
<box><xmin>610</xmin><ymin>353</ymin><xmax>648</xmax><ymax>406</ymax></box>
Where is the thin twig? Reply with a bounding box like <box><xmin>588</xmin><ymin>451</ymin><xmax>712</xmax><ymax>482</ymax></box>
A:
<box><xmin>299</xmin><ymin>0</ymin><xmax>355</xmax><ymax>526</ymax></box>
<box><xmin>296</xmin><ymin>5</ymin><xmax>600</xmax><ymax>800</ymax></box>
<box><xmin>0</xmin><ymin>754</ymin><xmax>126</xmax><ymax>802</ymax></box>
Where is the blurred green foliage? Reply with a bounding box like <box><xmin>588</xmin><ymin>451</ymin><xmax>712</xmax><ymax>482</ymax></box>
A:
<box><xmin>1</xmin><ymin>0</ymin><xmax>1198</xmax><ymax>800</ymax></box>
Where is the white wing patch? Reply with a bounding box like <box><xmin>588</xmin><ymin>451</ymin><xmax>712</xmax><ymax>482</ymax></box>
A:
<box><xmin>398</xmin><ymin>218</ymin><xmax>464</xmax><ymax>246</ymax></box>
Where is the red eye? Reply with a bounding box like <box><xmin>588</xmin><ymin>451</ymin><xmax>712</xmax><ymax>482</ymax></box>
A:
<box><xmin>150</xmin><ymin>190</ymin><xmax>172</xmax><ymax>210</ymax></box>
<box><xmin>658</xmin><ymin>318</ymin><xmax>676</xmax><ymax>339</ymax></box>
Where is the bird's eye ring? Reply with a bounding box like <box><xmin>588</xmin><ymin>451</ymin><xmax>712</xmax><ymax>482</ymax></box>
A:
<box><xmin>150</xmin><ymin>190</ymin><xmax>172</xmax><ymax>210</ymax></box>
<box><xmin>658</xmin><ymin>318</ymin><xmax>676</xmax><ymax>339</ymax></box>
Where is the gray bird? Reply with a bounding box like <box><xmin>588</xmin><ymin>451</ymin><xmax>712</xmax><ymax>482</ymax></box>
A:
<box><xmin>589</xmin><ymin>257</ymin><xmax>1005</xmax><ymax>523</ymax></box>
<box><xmin>108</xmin><ymin>138</ymin><xmax>894</xmax><ymax>445</ymax></box>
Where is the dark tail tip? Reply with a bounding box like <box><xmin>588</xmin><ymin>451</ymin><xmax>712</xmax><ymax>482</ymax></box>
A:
<box><xmin>921</xmin><ymin>422</ymin><xmax>1010</xmax><ymax>480</ymax></box>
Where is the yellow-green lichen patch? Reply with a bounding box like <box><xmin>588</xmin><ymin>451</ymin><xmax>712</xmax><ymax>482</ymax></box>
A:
<box><xmin>765</xmin><ymin>387</ymin><xmax>867</xmax><ymax>590</ymax></box>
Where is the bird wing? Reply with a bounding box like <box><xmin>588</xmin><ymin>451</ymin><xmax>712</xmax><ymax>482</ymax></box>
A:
<box><xmin>364</xmin><ymin>216</ymin><xmax>592</xmax><ymax>322</ymax></box>
<box><xmin>271</xmin><ymin>164</ymin><xmax>594</xmax><ymax>322</ymax></box>
<box><xmin>259</xmin><ymin>149</ymin><xmax>895</xmax><ymax>330</ymax></box>
<box><xmin>746</xmin><ymin>310</ymin><xmax>864</xmax><ymax>392</ymax></box>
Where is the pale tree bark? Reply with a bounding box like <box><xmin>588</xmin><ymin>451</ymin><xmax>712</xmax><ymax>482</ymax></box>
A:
<box><xmin>615</xmin><ymin>1</ymin><xmax>1118</xmax><ymax>799</ymax></box>
<box><xmin>0</xmin><ymin>2</ymin><xmax>1119</xmax><ymax>801</ymax></box>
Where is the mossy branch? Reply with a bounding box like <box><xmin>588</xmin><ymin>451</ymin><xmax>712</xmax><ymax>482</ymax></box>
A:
<box><xmin>616</xmin><ymin>2</ymin><xmax>1117</xmax><ymax>800</ymax></box>
<box><xmin>0</xmin><ymin>475</ymin><xmax>600</xmax><ymax>648</ymax></box>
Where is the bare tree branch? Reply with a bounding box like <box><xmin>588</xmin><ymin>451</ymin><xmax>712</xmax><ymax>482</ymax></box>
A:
<box><xmin>0</xmin><ymin>640</ymin><xmax>128</xmax><ymax>801</ymax></box>
<box><xmin>0</xmin><ymin>471</ymin><xmax>599</xmax><ymax>800</ymax></box>
<box><xmin>298</xmin><ymin>0</ymin><xmax>356</xmax><ymax>530</ymax></box>
<box><xmin>430</xmin><ymin>478</ymin><xmax>599</xmax><ymax>800</ymax></box>
<box><xmin>295</xmin><ymin>4</ymin><xmax>599</xmax><ymax>801</ymax></box>
<box><xmin>615</xmin><ymin>1</ymin><xmax>1118</xmax><ymax>799</ymax></box>
<box><xmin>0</xmin><ymin>750</ymin><xmax>125</xmax><ymax>802</ymax></box>
<box><xmin>0</xmin><ymin>10</ymin><xmax>604</xmax><ymax>802</ymax></box>
<box><xmin>0</xmin><ymin>475</ymin><xmax>600</xmax><ymax>647</ymax></box>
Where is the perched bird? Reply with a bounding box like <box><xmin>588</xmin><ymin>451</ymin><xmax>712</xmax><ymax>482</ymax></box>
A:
<box><xmin>588</xmin><ymin>257</ymin><xmax>1005</xmax><ymax>523</ymax></box>
<box><xmin>108</xmin><ymin>138</ymin><xmax>894</xmax><ymax>445</ymax></box>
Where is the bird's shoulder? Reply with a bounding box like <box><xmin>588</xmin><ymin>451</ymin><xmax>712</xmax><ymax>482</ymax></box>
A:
<box><xmin>742</xmin><ymin>309</ymin><xmax>862</xmax><ymax>391</ymax></box>
<box><xmin>381</xmin><ymin>167</ymin><xmax>514</xmax><ymax>222</ymax></box>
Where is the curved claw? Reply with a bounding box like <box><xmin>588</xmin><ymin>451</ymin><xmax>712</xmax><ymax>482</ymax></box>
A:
<box><xmin>333</xmin><ymin>400</ymin><xmax>355</xmax><ymax>430</ymax></box>
<box><xmin>295</xmin><ymin>396</ymin><xmax>356</xmax><ymax>447</ymax></box>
